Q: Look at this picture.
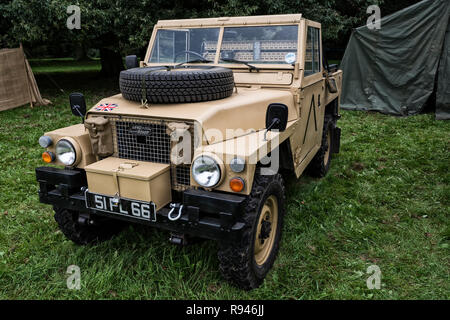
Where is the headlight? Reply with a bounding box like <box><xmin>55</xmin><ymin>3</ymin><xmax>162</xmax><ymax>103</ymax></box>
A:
<box><xmin>55</xmin><ymin>139</ymin><xmax>77</xmax><ymax>166</ymax></box>
<box><xmin>192</xmin><ymin>155</ymin><xmax>221</xmax><ymax>187</ymax></box>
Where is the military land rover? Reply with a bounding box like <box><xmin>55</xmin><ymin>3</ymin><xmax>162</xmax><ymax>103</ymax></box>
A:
<box><xmin>35</xmin><ymin>14</ymin><xmax>342</xmax><ymax>290</ymax></box>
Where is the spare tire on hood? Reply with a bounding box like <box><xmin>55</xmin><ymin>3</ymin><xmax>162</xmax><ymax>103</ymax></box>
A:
<box><xmin>119</xmin><ymin>66</ymin><xmax>235</xmax><ymax>104</ymax></box>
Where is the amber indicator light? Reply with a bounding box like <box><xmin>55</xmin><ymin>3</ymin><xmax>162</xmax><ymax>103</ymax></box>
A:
<box><xmin>42</xmin><ymin>151</ymin><xmax>54</xmax><ymax>163</ymax></box>
<box><xmin>230</xmin><ymin>177</ymin><xmax>245</xmax><ymax>192</ymax></box>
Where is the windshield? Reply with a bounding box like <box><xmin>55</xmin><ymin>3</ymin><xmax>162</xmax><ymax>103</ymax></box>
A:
<box><xmin>220</xmin><ymin>25</ymin><xmax>298</xmax><ymax>64</ymax></box>
<box><xmin>149</xmin><ymin>28</ymin><xmax>220</xmax><ymax>63</ymax></box>
<box><xmin>149</xmin><ymin>25</ymin><xmax>299</xmax><ymax>65</ymax></box>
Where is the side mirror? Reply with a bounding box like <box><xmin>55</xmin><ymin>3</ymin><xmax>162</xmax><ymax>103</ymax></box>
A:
<box><xmin>125</xmin><ymin>55</ymin><xmax>139</xmax><ymax>69</ymax></box>
<box><xmin>69</xmin><ymin>92</ymin><xmax>86</xmax><ymax>119</ymax></box>
<box><xmin>326</xmin><ymin>76</ymin><xmax>338</xmax><ymax>93</ymax></box>
<box><xmin>266</xmin><ymin>103</ymin><xmax>288</xmax><ymax>131</ymax></box>
<box><xmin>264</xmin><ymin>103</ymin><xmax>288</xmax><ymax>141</ymax></box>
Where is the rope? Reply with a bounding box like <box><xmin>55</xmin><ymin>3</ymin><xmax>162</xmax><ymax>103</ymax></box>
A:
<box><xmin>22</xmin><ymin>47</ymin><xmax>65</xmax><ymax>94</ymax></box>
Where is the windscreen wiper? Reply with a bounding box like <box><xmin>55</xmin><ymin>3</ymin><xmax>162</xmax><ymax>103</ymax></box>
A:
<box><xmin>220</xmin><ymin>58</ymin><xmax>260</xmax><ymax>72</ymax></box>
<box><xmin>176</xmin><ymin>58</ymin><xmax>213</xmax><ymax>67</ymax></box>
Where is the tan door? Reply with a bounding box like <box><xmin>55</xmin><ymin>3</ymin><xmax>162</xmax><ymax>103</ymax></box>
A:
<box><xmin>290</xmin><ymin>21</ymin><xmax>325</xmax><ymax>177</ymax></box>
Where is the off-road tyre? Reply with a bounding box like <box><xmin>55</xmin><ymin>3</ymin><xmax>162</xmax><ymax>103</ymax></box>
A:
<box><xmin>54</xmin><ymin>207</ymin><xmax>124</xmax><ymax>245</ymax></box>
<box><xmin>218</xmin><ymin>171</ymin><xmax>286</xmax><ymax>290</ymax></box>
<box><xmin>307</xmin><ymin>116</ymin><xmax>334</xmax><ymax>178</ymax></box>
<box><xmin>119</xmin><ymin>66</ymin><xmax>235</xmax><ymax>103</ymax></box>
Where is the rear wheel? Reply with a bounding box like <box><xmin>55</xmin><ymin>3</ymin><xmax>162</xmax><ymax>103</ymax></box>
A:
<box><xmin>307</xmin><ymin>116</ymin><xmax>334</xmax><ymax>177</ymax></box>
<box><xmin>218</xmin><ymin>171</ymin><xmax>286</xmax><ymax>290</ymax></box>
<box><xmin>54</xmin><ymin>208</ymin><xmax>124</xmax><ymax>245</ymax></box>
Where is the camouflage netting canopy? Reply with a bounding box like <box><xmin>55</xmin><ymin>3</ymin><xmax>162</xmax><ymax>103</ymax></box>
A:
<box><xmin>0</xmin><ymin>45</ymin><xmax>50</xmax><ymax>112</ymax></box>
<box><xmin>340</xmin><ymin>0</ymin><xmax>450</xmax><ymax>120</ymax></box>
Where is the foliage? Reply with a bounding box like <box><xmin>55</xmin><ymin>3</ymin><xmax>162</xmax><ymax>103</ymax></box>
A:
<box><xmin>1</xmin><ymin>0</ymin><xmax>423</xmax><ymax>55</ymax></box>
<box><xmin>205</xmin><ymin>0</ymin><xmax>383</xmax><ymax>42</ymax></box>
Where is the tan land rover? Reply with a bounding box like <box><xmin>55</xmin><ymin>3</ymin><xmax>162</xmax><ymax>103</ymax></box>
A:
<box><xmin>35</xmin><ymin>14</ymin><xmax>342</xmax><ymax>290</ymax></box>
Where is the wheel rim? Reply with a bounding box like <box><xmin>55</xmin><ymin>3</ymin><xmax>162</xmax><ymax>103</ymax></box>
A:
<box><xmin>254</xmin><ymin>195</ymin><xmax>278</xmax><ymax>266</ymax></box>
<box><xmin>324</xmin><ymin>128</ymin><xmax>331</xmax><ymax>166</ymax></box>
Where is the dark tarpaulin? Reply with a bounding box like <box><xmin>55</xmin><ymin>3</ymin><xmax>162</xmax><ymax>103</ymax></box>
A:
<box><xmin>340</xmin><ymin>0</ymin><xmax>450</xmax><ymax>117</ymax></box>
<box><xmin>436</xmin><ymin>15</ymin><xmax>450</xmax><ymax>120</ymax></box>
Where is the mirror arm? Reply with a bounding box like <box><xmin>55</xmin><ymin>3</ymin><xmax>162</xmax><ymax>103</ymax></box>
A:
<box><xmin>264</xmin><ymin>118</ymin><xmax>280</xmax><ymax>141</ymax></box>
<box><xmin>72</xmin><ymin>106</ymin><xmax>83</xmax><ymax>117</ymax></box>
<box><xmin>72</xmin><ymin>106</ymin><xmax>85</xmax><ymax>123</ymax></box>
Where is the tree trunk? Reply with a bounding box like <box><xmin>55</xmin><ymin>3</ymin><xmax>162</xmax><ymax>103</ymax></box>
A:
<box><xmin>74</xmin><ymin>46</ymin><xmax>88</xmax><ymax>61</ymax></box>
<box><xmin>100</xmin><ymin>48</ymin><xmax>124</xmax><ymax>77</ymax></box>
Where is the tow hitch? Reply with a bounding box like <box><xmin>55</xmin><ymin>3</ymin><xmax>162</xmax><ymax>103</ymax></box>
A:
<box><xmin>169</xmin><ymin>233</ymin><xmax>189</xmax><ymax>246</ymax></box>
<box><xmin>167</xmin><ymin>203</ymin><xmax>184</xmax><ymax>221</ymax></box>
<box><xmin>77</xmin><ymin>213</ymin><xmax>95</xmax><ymax>226</ymax></box>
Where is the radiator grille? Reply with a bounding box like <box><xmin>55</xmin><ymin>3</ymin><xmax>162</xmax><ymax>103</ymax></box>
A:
<box><xmin>108</xmin><ymin>116</ymin><xmax>194</xmax><ymax>191</ymax></box>
<box><xmin>116</xmin><ymin>121</ymin><xmax>171</xmax><ymax>163</ymax></box>
<box><xmin>175</xmin><ymin>165</ymin><xmax>191</xmax><ymax>187</ymax></box>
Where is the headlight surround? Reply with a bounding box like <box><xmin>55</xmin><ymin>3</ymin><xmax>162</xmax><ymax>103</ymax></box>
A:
<box><xmin>55</xmin><ymin>139</ymin><xmax>77</xmax><ymax>166</ymax></box>
<box><xmin>192</xmin><ymin>155</ymin><xmax>221</xmax><ymax>187</ymax></box>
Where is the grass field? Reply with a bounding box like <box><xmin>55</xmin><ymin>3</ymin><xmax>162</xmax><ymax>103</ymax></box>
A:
<box><xmin>0</xmin><ymin>60</ymin><xmax>448</xmax><ymax>300</ymax></box>
<box><xmin>29</xmin><ymin>58</ymin><xmax>101</xmax><ymax>74</ymax></box>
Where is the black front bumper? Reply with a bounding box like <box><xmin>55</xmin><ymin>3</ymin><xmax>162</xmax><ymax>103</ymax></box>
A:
<box><xmin>36</xmin><ymin>167</ymin><xmax>246</xmax><ymax>242</ymax></box>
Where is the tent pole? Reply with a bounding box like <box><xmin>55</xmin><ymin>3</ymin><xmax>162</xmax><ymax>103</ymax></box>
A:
<box><xmin>20</xmin><ymin>43</ymin><xmax>34</xmax><ymax>108</ymax></box>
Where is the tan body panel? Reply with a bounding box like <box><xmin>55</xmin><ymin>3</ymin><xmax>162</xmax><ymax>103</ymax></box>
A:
<box><xmin>288</xmin><ymin>72</ymin><xmax>341</xmax><ymax>179</ymax></box>
<box><xmin>192</xmin><ymin>122</ymin><xmax>296</xmax><ymax>195</ymax></box>
<box><xmin>85</xmin><ymin>157</ymin><xmax>171</xmax><ymax>210</ymax></box>
<box><xmin>290</xmin><ymin>80</ymin><xmax>325</xmax><ymax>177</ymax></box>
<box><xmin>233</xmin><ymin>72</ymin><xmax>293</xmax><ymax>86</ymax></box>
<box><xmin>45</xmin><ymin>124</ymin><xmax>96</xmax><ymax>169</ymax></box>
<box><xmin>154</xmin><ymin>14</ymin><xmax>302</xmax><ymax>28</ymax></box>
<box><xmin>87</xmin><ymin>88</ymin><xmax>297</xmax><ymax>144</ymax></box>
<box><xmin>287</xmin><ymin>19</ymin><xmax>342</xmax><ymax>178</ymax></box>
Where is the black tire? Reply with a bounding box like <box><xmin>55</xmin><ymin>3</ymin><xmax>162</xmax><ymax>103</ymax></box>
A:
<box><xmin>218</xmin><ymin>171</ymin><xmax>286</xmax><ymax>290</ymax></box>
<box><xmin>54</xmin><ymin>208</ymin><xmax>124</xmax><ymax>245</ymax></box>
<box><xmin>307</xmin><ymin>116</ymin><xmax>334</xmax><ymax>178</ymax></box>
<box><xmin>119</xmin><ymin>66</ymin><xmax>235</xmax><ymax>103</ymax></box>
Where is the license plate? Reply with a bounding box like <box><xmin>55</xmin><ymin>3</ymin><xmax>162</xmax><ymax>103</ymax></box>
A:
<box><xmin>85</xmin><ymin>191</ymin><xmax>156</xmax><ymax>222</ymax></box>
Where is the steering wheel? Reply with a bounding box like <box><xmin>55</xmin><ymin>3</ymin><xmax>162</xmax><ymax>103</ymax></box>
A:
<box><xmin>174</xmin><ymin>50</ymin><xmax>208</xmax><ymax>62</ymax></box>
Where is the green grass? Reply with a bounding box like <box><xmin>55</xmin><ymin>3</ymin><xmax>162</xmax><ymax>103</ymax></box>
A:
<box><xmin>0</xmin><ymin>60</ymin><xmax>448</xmax><ymax>300</ymax></box>
<box><xmin>328</xmin><ymin>60</ymin><xmax>341</xmax><ymax>66</ymax></box>
<box><xmin>29</xmin><ymin>58</ymin><xmax>101</xmax><ymax>74</ymax></box>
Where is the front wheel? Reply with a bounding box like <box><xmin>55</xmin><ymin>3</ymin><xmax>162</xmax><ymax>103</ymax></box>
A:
<box><xmin>54</xmin><ymin>208</ymin><xmax>124</xmax><ymax>245</ymax></box>
<box><xmin>218</xmin><ymin>171</ymin><xmax>286</xmax><ymax>290</ymax></box>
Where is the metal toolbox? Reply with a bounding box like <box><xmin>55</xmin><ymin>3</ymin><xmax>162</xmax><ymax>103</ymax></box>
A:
<box><xmin>84</xmin><ymin>157</ymin><xmax>171</xmax><ymax>210</ymax></box>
